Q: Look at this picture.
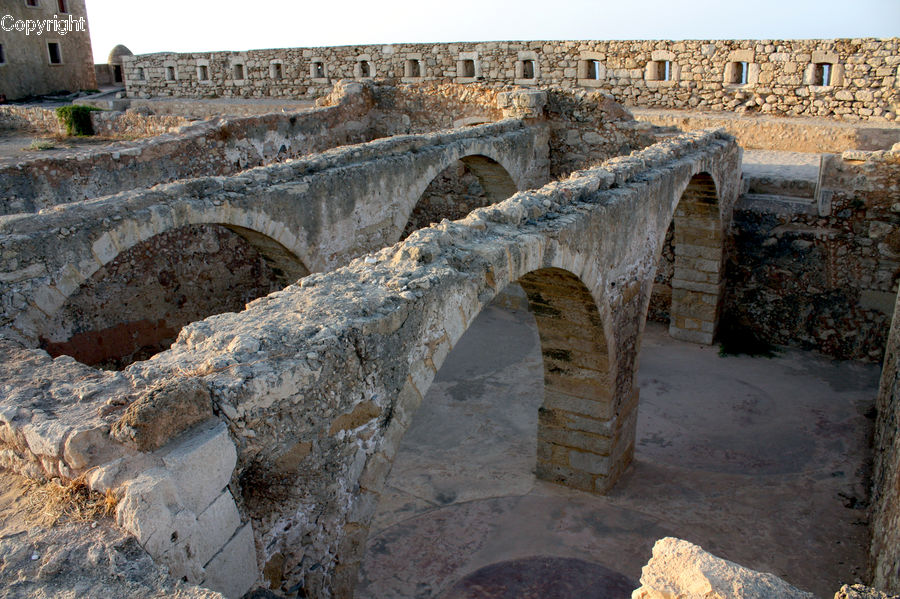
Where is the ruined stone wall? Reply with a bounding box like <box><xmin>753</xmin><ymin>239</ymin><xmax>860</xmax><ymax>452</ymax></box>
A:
<box><xmin>123</xmin><ymin>98</ymin><xmax>315</xmax><ymax>119</ymax></box>
<box><xmin>651</xmin><ymin>146</ymin><xmax>900</xmax><ymax>361</ymax></box>
<box><xmin>0</xmin><ymin>116</ymin><xmax>549</xmax><ymax>348</ymax></box>
<box><xmin>0</xmin><ymin>82</ymin><xmax>379</xmax><ymax>215</ymax></box>
<box><xmin>871</xmin><ymin>285</ymin><xmax>900</xmax><ymax>594</ymax></box>
<box><xmin>728</xmin><ymin>148</ymin><xmax>900</xmax><ymax>361</ymax></box>
<box><xmin>0</xmin><ymin>0</ymin><xmax>96</xmax><ymax>100</ymax></box>
<box><xmin>0</xmin><ymin>104</ymin><xmax>191</xmax><ymax>137</ymax></box>
<box><xmin>124</xmin><ymin>38</ymin><xmax>900</xmax><ymax>122</ymax></box>
<box><xmin>1</xmin><ymin>83</ymin><xmax>580</xmax><ymax>216</ymax></box>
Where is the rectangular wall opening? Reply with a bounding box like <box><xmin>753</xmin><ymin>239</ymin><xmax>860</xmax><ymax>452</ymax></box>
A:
<box><xmin>197</xmin><ymin>65</ymin><xmax>209</xmax><ymax>81</ymax></box>
<box><xmin>270</xmin><ymin>62</ymin><xmax>283</xmax><ymax>80</ymax></box>
<box><xmin>233</xmin><ymin>63</ymin><xmax>244</xmax><ymax>80</ymax></box>
<box><xmin>113</xmin><ymin>64</ymin><xmax>122</xmax><ymax>83</ymax></box>
<box><xmin>136</xmin><ymin>66</ymin><xmax>144</xmax><ymax>80</ymax></box>
<box><xmin>520</xmin><ymin>59</ymin><xmax>535</xmax><ymax>79</ymax></box>
<box><xmin>405</xmin><ymin>59</ymin><xmax>421</xmax><ymax>78</ymax></box>
<box><xmin>587</xmin><ymin>59</ymin><xmax>599</xmax><ymax>79</ymax></box>
<box><xmin>47</xmin><ymin>42</ymin><xmax>61</xmax><ymax>64</ymax></box>
<box><xmin>648</xmin><ymin>60</ymin><xmax>671</xmax><ymax>81</ymax></box>
<box><xmin>57</xmin><ymin>0</ymin><xmax>67</xmax><ymax>12</ymax></box>
<box><xmin>166</xmin><ymin>66</ymin><xmax>175</xmax><ymax>81</ymax></box>
<box><xmin>359</xmin><ymin>60</ymin><xmax>370</xmax><ymax>78</ymax></box>
<box><xmin>0</xmin><ymin>44</ymin><xmax>5</xmax><ymax>65</ymax></box>
<box><xmin>25</xmin><ymin>0</ymin><xmax>38</xmax><ymax>7</ymax></box>
<box><xmin>727</xmin><ymin>61</ymin><xmax>748</xmax><ymax>85</ymax></box>
<box><xmin>460</xmin><ymin>59</ymin><xmax>475</xmax><ymax>78</ymax></box>
<box><xmin>813</xmin><ymin>62</ymin><xmax>832</xmax><ymax>86</ymax></box>
<box><xmin>312</xmin><ymin>61</ymin><xmax>325</xmax><ymax>78</ymax></box>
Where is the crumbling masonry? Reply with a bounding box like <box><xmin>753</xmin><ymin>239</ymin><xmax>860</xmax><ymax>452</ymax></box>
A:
<box><xmin>0</xmin><ymin>36</ymin><xmax>899</xmax><ymax>599</ymax></box>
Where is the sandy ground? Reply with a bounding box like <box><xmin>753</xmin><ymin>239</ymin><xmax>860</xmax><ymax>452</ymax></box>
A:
<box><xmin>0</xmin><ymin>130</ymin><xmax>127</xmax><ymax>164</ymax></box>
<box><xmin>356</xmin><ymin>302</ymin><xmax>880</xmax><ymax>599</ymax></box>
<box><xmin>741</xmin><ymin>150</ymin><xmax>821</xmax><ymax>182</ymax></box>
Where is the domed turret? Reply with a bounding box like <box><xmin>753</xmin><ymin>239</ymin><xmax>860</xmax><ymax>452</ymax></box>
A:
<box><xmin>108</xmin><ymin>45</ymin><xmax>133</xmax><ymax>66</ymax></box>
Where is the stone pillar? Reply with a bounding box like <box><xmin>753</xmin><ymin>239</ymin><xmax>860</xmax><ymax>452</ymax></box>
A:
<box><xmin>520</xmin><ymin>268</ymin><xmax>626</xmax><ymax>495</ymax></box>
<box><xmin>669</xmin><ymin>175</ymin><xmax>723</xmax><ymax>345</ymax></box>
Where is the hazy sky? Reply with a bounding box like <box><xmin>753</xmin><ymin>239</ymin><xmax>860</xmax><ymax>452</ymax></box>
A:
<box><xmin>85</xmin><ymin>0</ymin><xmax>899</xmax><ymax>62</ymax></box>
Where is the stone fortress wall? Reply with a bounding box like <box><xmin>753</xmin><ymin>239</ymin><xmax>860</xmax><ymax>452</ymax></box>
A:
<box><xmin>122</xmin><ymin>38</ymin><xmax>900</xmax><ymax>121</ymax></box>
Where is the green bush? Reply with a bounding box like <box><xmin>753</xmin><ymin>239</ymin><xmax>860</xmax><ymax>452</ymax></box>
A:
<box><xmin>55</xmin><ymin>105</ymin><xmax>101</xmax><ymax>136</ymax></box>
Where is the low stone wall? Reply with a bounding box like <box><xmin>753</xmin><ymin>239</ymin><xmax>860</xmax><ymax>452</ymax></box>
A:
<box><xmin>123</xmin><ymin>38</ymin><xmax>900</xmax><ymax>122</ymax></box>
<box><xmin>633</xmin><ymin>108</ymin><xmax>900</xmax><ymax>152</ymax></box>
<box><xmin>125</xmin><ymin>97</ymin><xmax>316</xmax><ymax>118</ymax></box>
<box><xmin>0</xmin><ymin>104</ymin><xmax>191</xmax><ymax>137</ymax></box>
<box><xmin>0</xmin><ymin>116</ymin><xmax>550</xmax><ymax>349</ymax></box>
<box><xmin>1</xmin><ymin>82</ymin><xmax>649</xmax><ymax>218</ymax></box>
<box><xmin>369</xmin><ymin>83</ymin><xmax>654</xmax><ymax>178</ymax></box>
<box><xmin>871</xmin><ymin>286</ymin><xmax>900</xmax><ymax>593</ymax></box>
<box><xmin>0</xmin><ymin>82</ymin><xmax>377</xmax><ymax>215</ymax></box>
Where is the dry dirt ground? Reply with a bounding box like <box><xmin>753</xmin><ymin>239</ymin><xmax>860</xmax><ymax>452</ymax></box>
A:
<box><xmin>0</xmin><ymin>471</ymin><xmax>220</xmax><ymax>598</ymax></box>
<box><xmin>0</xmin><ymin>130</ymin><xmax>132</xmax><ymax>165</ymax></box>
<box><xmin>356</xmin><ymin>300</ymin><xmax>881</xmax><ymax>599</ymax></box>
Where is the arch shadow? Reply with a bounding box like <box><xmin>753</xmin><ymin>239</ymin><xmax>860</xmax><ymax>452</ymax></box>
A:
<box><xmin>38</xmin><ymin>218</ymin><xmax>309</xmax><ymax>369</ymax></box>
<box><xmin>398</xmin><ymin>153</ymin><xmax>520</xmax><ymax>241</ymax></box>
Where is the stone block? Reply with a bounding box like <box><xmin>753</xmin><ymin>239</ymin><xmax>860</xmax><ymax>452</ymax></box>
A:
<box><xmin>568</xmin><ymin>448</ymin><xmax>610</xmax><ymax>475</ymax></box>
<box><xmin>669</xmin><ymin>325</ymin><xmax>714</xmax><ymax>345</ymax></box>
<box><xmin>202</xmin><ymin>523</ymin><xmax>259</xmax><ymax>599</ymax></box>
<box><xmin>162</xmin><ymin>422</ymin><xmax>237</xmax><ymax>514</ymax></box>
<box><xmin>633</xmin><ymin>537</ymin><xmax>817</xmax><ymax>599</ymax></box>
<box><xmin>195</xmin><ymin>490</ymin><xmax>242</xmax><ymax>567</ymax></box>
<box><xmin>111</xmin><ymin>378</ymin><xmax>213</xmax><ymax>452</ymax></box>
<box><xmin>115</xmin><ymin>469</ymin><xmax>180</xmax><ymax>546</ymax></box>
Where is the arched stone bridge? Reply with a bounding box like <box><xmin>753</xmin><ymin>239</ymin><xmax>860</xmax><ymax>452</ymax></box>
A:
<box><xmin>0</xmin><ymin>119</ymin><xmax>549</xmax><ymax>347</ymax></box>
<box><xmin>0</xmin><ymin>128</ymin><xmax>741</xmax><ymax>597</ymax></box>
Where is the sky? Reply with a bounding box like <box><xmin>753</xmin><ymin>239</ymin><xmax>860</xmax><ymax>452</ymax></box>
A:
<box><xmin>85</xmin><ymin>0</ymin><xmax>899</xmax><ymax>63</ymax></box>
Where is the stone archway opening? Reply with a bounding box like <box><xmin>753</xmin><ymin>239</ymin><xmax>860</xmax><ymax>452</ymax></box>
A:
<box><xmin>400</xmin><ymin>155</ymin><xmax>518</xmax><ymax>240</ymax></box>
<box><xmin>649</xmin><ymin>172</ymin><xmax>724</xmax><ymax>345</ymax></box>
<box><xmin>38</xmin><ymin>223</ymin><xmax>309</xmax><ymax>370</ymax></box>
<box><xmin>357</xmin><ymin>267</ymin><xmax>627</xmax><ymax>597</ymax></box>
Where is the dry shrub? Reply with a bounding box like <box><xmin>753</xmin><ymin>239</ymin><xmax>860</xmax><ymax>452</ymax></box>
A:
<box><xmin>24</xmin><ymin>476</ymin><xmax>118</xmax><ymax>527</ymax></box>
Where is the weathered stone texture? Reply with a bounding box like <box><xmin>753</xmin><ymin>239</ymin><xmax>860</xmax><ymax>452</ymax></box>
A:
<box><xmin>836</xmin><ymin>585</ymin><xmax>900</xmax><ymax>599</ymax></box>
<box><xmin>0</xmin><ymin>105</ymin><xmax>191</xmax><ymax>138</ymax></box>
<box><xmin>649</xmin><ymin>147</ymin><xmax>900</xmax><ymax>361</ymax></box>
<box><xmin>0</xmin><ymin>128</ymin><xmax>740</xmax><ymax>597</ymax></box>
<box><xmin>871</xmin><ymin>281</ymin><xmax>900</xmax><ymax>593</ymax></box>
<box><xmin>0</xmin><ymin>81</ymin><xmax>378</xmax><ymax>214</ymax></box>
<box><xmin>632</xmin><ymin>537</ymin><xmax>818</xmax><ymax>599</ymax></box>
<box><xmin>123</xmin><ymin>38</ymin><xmax>900</xmax><ymax>122</ymax></box>
<box><xmin>39</xmin><ymin>223</ymin><xmax>283</xmax><ymax>370</ymax></box>
<box><xmin>0</xmin><ymin>115</ymin><xmax>548</xmax><ymax>352</ymax></box>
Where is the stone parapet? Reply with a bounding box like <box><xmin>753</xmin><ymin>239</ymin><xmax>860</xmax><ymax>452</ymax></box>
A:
<box><xmin>123</xmin><ymin>38</ymin><xmax>900</xmax><ymax>122</ymax></box>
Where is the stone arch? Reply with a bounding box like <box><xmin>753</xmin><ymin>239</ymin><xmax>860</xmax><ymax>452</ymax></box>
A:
<box><xmin>339</xmin><ymin>260</ymin><xmax>620</xmax><ymax>594</ymax></box>
<box><xmin>24</xmin><ymin>207</ymin><xmax>310</xmax><ymax>364</ymax></box>
<box><xmin>398</xmin><ymin>153</ymin><xmax>519</xmax><ymax>240</ymax></box>
<box><xmin>663</xmin><ymin>171</ymin><xmax>725</xmax><ymax>345</ymax></box>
